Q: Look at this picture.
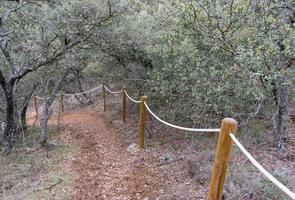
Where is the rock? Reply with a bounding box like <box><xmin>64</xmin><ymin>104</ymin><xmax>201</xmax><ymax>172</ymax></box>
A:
<box><xmin>161</xmin><ymin>153</ymin><xmax>173</xmax><ymax>161</ymax></box>
<box><xmin>273</xmin><ymin>166</ymin><xmax>289</xmax><ymax>177</ymax></box>
<box><xmin>127</xmin><ymin>143</ymin><xmax>139</xmax><ymax>154</ymax></box>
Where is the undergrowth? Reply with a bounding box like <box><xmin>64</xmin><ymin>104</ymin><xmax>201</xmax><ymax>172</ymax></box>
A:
<box><xmin>109</xmin><ymin>102</ymin><xmax>295</xmax><ymax>200</ymax></box>
<box><xmin>0</xmin><ymin>125</ymin><xmax>73</xmax><ymax>200</ymax></box>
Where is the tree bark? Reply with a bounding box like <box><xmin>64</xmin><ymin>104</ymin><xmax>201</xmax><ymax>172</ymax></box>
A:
<box><xmin>20</xmin><ymin>105</ymin><xmax>28</xmax><ymax>132</ymax></box>
<box><xmin>272</xmin><ymin>76</ymin><xmax>289</xmax><ymax>157</ymax></box>
<box><xmin>74</xmin><ymin>69</ymin><xmax>92</xmax><ymax>104</ymax></box>
<box><xmin>40</xmin><ymin>101</ymin><xmax>50</xmax><ymax>147</ymax></box>
<box><xmin>2</xmin><ymin>84</ymin><xmax>15</xmax><ymax>153</ymax></box>
<box><xmin>271</xmin><ymin>1</ymin><xmax>294</xmax><ymax>156</ymax></box>
<box><xmin>20</xmin><ymin>84</ymin><xmax>37</xmax><ymax>133</ymax></box>
<box><xmin>40</xmin><ymin>73</ymin><xmax>68</xmax><ymax>147</ymax></box>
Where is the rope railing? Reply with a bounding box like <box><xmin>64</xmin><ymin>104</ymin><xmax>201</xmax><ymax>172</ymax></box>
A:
<box><xmin>230</xmin><ymin>133</ymin><xmax>295</xmax><ymax>199</ymax></box>
<box><xmin>0</xmin><ymin>97</ymin><xmax>34</xmax><ymax>107</ymax></box>
<box><xmin>103</xmin><ymin>85</ymin><xmax>123</xmax><ymax>94</ymax></box>
<box><xmin>16</xmin><ymin>97</ymin><xmax>25</xmax><ymax>101</ymax></box>
<box><xmin>1</xmin><ymin>97</ymin><xmax>26</xmax><ymax>103</ymax></box>
<box><xmin>11</xmin><ymin>82</ymin><xmax>295</xmax><ymax>199</ymax></box>
<box><xmin>144</xmin><ymin>101</ymin><xmax>220</xmax><ymax>133</ymax></box>
<box><xmin>64</xmin><ymin>85</ymin><xmax>102</xmax><ymax>96</ymax></box>
<box><xmin>124</xmin><ymin>90</ymin><xmax>141</xmax><ymax>104</ymax></box>
<box><xmin>35</xmin><ymin>96</ymin><xmax>46</xmax><ymax>100</ymax></box>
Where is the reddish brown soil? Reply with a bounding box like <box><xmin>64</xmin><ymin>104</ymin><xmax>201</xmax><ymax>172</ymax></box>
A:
<box><xmin>60</xmin><ymin>108</ymin><xmax>163</xmax><ymax>200</ymax></box>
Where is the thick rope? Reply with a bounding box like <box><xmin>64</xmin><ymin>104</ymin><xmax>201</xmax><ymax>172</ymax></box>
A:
<box><xmin>144</xmin><ymin>102</ymin><xmax>220</xmax><ymax>133</ymax></box>
<box><xmin>64</xmin><ymin>85</ymin><xmax>102</xmax><ymax>96</ymax></box>
<box><xmin>230</xmin><ymin>133</ymin><xmax>295</xmax><ymax>199</ymax></box>
<box><xmin>16</xmin><ymin>97</ymin><xmax>25</xmax><ymax>101</ymax></box>
<box><xmin>104</xmin><ymin>85</ymin><xmax>123</xmax><ymax>94</ymax></box>
<box><xmin>35</xmin><ymin>96</ymin><xmax>46</xmax><ymax>100</ymax></box>
<box><xmin>1</xmin><ymin>97</ymin><xmax>34</xmax><ymax>106</ymax></box>
<box><xmin>124</xmin><ymin>90</ymin><xmax>141</xmax><ymax>103</ymax></box>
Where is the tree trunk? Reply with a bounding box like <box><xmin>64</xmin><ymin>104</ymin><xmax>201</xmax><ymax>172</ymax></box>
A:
<box><xmin>20</xmin><ymin>84</ymin><xmax>38</xmax><ymax>133</ymax></box>
<box><xmin>271</xmin><ymin>1</ymin><xmax>294</xmax><ymax>157</ymax></box>
<box><xmin>39</xmin><ymin>73</ymin><xmax>68</xmax><ymax>146</ymax></box>
<box><xmin>2</xmin><ymin>85</ymin><xmax>15</xmax><ymax>153</ymax></box>
<box><xmin>74</xmin><ymin>70</ymin><xmax>92</xmax><ymax>104</ymax></box>
<box><xmin>40</xmin><ymin>101</ymin><xmax>50</xmax><ymax>147</ymax></box>
<box><xmin>20</xmin><ymin>105</ymin><xmax>28</xmax><ymax>132</ymax></box>
<box><xmin>272</xmin><ymin>76</ymin><xmax>289</xmax><ymax>157</ymax></box>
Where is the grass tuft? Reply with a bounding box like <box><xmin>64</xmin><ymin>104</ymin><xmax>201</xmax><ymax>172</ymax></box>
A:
<box><xmin>0</xmin><ymin>125</ymin><xmax>73</xmax><ymax>200</ymax></box>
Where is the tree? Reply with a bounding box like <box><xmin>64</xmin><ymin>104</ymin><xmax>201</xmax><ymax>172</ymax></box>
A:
<box><xmin>0</xmin><ymin>0</ymin><xmax>119</xmax><ymax>153</ymax></box>
<box><xmin>125</xmin><ymin>0</ymin><xmax>295</xmax><ymax>154</ymax></box>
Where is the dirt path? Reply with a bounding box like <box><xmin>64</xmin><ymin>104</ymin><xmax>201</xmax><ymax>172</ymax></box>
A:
<box><xmin>60</xmin><ymin>108</ymin><xmax>162</xmax><ymax>200</ymax></box>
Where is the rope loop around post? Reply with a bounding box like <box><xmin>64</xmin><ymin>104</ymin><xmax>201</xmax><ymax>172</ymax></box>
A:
<box><xmin>208</xmin><ymin>118</ymin><xmax>237</xmax><ymax>200</ymax></box>
<box><xmin>104</xmin><ymin>85</ymin><xmax>123</xmax><ymax>94</ymax></box>
<box><xmin>124</xmin><ymin>90</ymin><xmax>141</xmax><ymax>104</ymax></box>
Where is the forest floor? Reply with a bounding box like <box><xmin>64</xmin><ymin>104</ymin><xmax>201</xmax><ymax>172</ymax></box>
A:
<box><xmin>1</xmin><ymin>97</ymin><xmax>295</xmax><ymax>200</ymax></box>
<box><xmin>62</xmin><ymin>107</ymin><xmax>164</xmax><ymax>200</ymax></box>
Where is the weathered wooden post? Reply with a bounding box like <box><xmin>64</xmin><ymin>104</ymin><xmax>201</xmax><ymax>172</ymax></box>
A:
<box><xmin>33</xmin><ymin>95</ymin><xmax>38</xmax><ymax>118</ymax></box>
<box><xmin>208</xmin><ymin>118</ymin><xmax>237</xmax><ymax>200</ymax></box>
<box><xmin>60</xmin><ymin>91</ymin><xmax>64</xmax><ymax>113</ymax></box>
<box><xmin>103</xmin><ymin>82</ymin><xmax>106</xmax><ymax>112</ymax></box>
<box><xmin>122</xmin><ymin>88</ymin><xmax>127</xmax><ymax>122</ymax></box>
<box><xmin>139</xmin><ymin>96</ymin><xmax>147</xmax><ymax>148</ymax></box>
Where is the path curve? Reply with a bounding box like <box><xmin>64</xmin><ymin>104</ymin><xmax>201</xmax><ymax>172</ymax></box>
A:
<box><xmin>61</xmin><ymin>108</ymin><xmax>162</xmax><ymax>200</ymax></box>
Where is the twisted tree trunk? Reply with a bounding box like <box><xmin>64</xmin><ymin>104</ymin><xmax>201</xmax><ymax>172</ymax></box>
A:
<box><xmin>40</xmin><ymin>73</ymin><xmax>68</xmax><ymax>147</ymax></box>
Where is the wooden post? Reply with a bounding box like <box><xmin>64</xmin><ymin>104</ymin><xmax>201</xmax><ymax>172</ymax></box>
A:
<box><xmin>208</xmin><ymin>118</ymin><xmax>237</xmax><ymax>200</ymax></box>
<box><xmin>139</xmin><ymin>96</ymin><xmax>147</xmax><ymax>148</ymax></box>
<box><xmin>33</xmin><ymin>95</ymin><xmax>38</xmax><ymax>118</ymax></box>
<box><xmin>122</xmin><ymin>88</ymin><xmax>127</xmax><ymax>122</ymax></box>
<box><xmin>60</xmin><ymin>91</ymin><xmax>64</xmax><ymax>113</ymax></box>
<box><xmin>103</xmin><ymin>82</ymin><xmax>106</xmax><ymax>112</ymax></box>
